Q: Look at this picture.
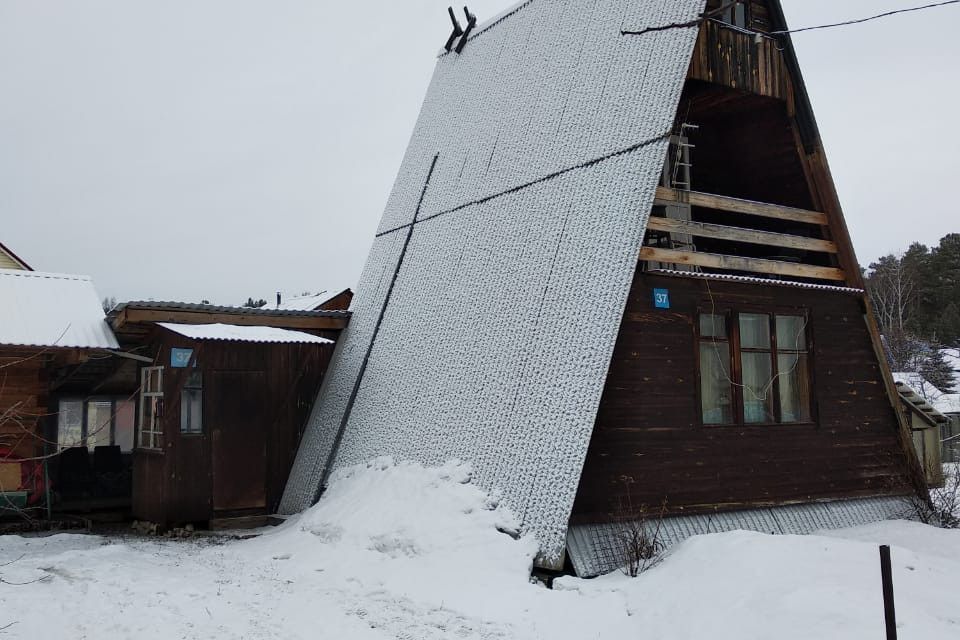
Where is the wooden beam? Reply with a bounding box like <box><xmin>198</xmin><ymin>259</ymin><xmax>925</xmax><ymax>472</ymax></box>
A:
<box><xmin>638</xmin><ymin>247</ymin><xmax>846</xmax><ymax>281</ymax></box>
<box><xmin>655</xmin><ymin>187</ymin><xmax>829</xmax><ymax>226</ymax></box>
<box><xmin>646</xmin><ymin>217</ymin><xmax>837</xmax><ymax>254</ymax></box>
<box><xmin>116</xmin><ymin>308</ymin><xmax>349</xmax><ymax>331</ymax></box>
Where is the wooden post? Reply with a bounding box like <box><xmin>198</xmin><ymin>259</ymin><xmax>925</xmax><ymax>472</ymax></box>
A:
<box><xmin>879</xmin><ymin>545</ymin><xmax>897</xmax><ymax>640</ymax></box>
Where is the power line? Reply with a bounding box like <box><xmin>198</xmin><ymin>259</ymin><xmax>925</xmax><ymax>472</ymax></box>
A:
<box><xmin>772</xmin><ymin>0</ymin><xmax>960</xmax><ymax>35</ymax></box>
<box><xmin>622</xmin><ymin>0</ymin><xmax>960</xmax><ymax>37</ymax></box>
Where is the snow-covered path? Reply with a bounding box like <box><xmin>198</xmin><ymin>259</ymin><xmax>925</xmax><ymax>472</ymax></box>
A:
<box><xmin>1</xmin><ymin>460</ymin><xmax>958</xmax><ymax>639</ymax></box>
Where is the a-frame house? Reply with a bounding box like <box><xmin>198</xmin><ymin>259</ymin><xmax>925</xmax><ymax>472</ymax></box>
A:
<box><xmin>283</xmin><ymin>0</ymin><xmax>925</xmax><ymax>576</ymax></box>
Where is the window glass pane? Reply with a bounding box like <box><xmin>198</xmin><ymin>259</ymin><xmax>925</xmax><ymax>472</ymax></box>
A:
<box><xmin>115</xmin><ymin>400</ymin><xmax>135</xmax><ymax>452</ymax></box>
<box><xmin>776</xmin><ymin>315</ymin><xmax>807</xmax><ymax>352</ymax></box>
<box><xmin>57</xmin><ymin>400</ymin><xmax>84</xmax><ymax>450</ymax></box>
<box><xmin>699</xmin><ymin>313</ymin><xmax>727</xmax><ymax>339</ymax></box>
<box><xmin>181</xmin><ymin>389</ymin><xmax>202</xmax><ymax>434</ymax></box>
<box><xmin>700</xmin><ymin>342</ymin><xmax>734</xmax><ymax>424</ymax></box>
<box><xmin>739</xmin><ymin>313</ymin><xmax>771</xmax><ymax>349</ymax></box>
<box><xmin>742</xmin><ymin>352</ymin><xmax>774</xmax><ymax>423</ymax></box>
<box><xmin>86</xmin><ymin>401</ymin><xmax>113</xmax><ymax>451</ymax></box>
<box><xmin>777</xmin><ymin>353</ymin><xmax>811</xmax><ymax>423</ymax></box>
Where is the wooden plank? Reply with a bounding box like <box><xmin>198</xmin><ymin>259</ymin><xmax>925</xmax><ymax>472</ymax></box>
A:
<box><xmin>646</xmin><ymin>217</ymin><xmax>837</xmax><ymax>253</ymax></box>
<box><xmin>118</xmin><ymin>308</ymin><xmax>349</xmax><ymax>331</ymax></box>
<box><xmin>655</xmin><ymin>186</ymin><xmax>828</xmax><ymax>225</ymax></box>
<box><xmin>639</xmin><ymin>246</ymin><xmax>846</xmax><ymax>281</ymax></box>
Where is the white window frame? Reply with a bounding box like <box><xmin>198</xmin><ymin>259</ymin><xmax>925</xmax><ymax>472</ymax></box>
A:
<box><xmin>138</xmin><ymin>366</ymin><xmax>164</xmax><ymax>450</ymax></box>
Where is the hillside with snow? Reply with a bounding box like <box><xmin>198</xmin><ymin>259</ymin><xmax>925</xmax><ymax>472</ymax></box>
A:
<box><xmin>1</xmin><ymin>460</ymin><xmax>958</xmax><ymax>639</ymax></box>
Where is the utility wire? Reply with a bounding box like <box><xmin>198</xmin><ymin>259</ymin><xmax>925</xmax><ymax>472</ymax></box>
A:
<box><xmin>772</xmin><ymin>0</ymin><xmax>960</xmax><ymax>35</ymax></box>
<box><xmin>622</xmin><ymin>0</ymin><xmax>960</xmax><ymax>37</ymax></box>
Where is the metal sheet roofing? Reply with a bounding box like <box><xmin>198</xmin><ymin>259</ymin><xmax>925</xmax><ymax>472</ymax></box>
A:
<box><xmin>114</xmin><ymin>300</ymin><xmax>350</xmax><ymax>319</ymax></box>
<box><xmin>0</xmin><ymin>268</ymin><xmax>119</xmax><ymax>349</ymax></box>
<box><xmin>282</xmin><ymin>0</ymin><xmax>707</xmax><ymax>567</ymax></box>
<box><xmin>567</xmin><ymin>496</ymin><xmax>906</xmax><ymax>577</ymax></box>
<box><xmin>157</xmin><ymin>323</ymin><xmax>334</xmax><ymax>345</ymax></box>
<box><xmin>647</xmin><ymin>269</ymin><xmax>865</xmax><ymax>293</ymax></box>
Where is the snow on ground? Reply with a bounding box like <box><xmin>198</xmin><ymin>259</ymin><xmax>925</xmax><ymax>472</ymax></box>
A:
<box><xmin>2</xmin><ymin>459</ymin><xmax>959</xmax><ymax>639</ymax></box>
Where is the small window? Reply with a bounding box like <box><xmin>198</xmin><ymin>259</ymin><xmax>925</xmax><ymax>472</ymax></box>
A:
<box><xmin>180</xmin><ymin>371</ymin><xmax>203</xmax><ymax>434</ymax></box>
<box><xmin>139</xmin><ymin>366</ymin><xmax>164</xmax><ymax>449</ymax></box>
<box><xmin>719</xmin><ymin>1</ymin><xmax>749</xmax><ymax>28</ymax></box>
<box><xmin>698</xmin><ymin>310</ymin><xmax>812</xmax><ymax>425</ymax></box>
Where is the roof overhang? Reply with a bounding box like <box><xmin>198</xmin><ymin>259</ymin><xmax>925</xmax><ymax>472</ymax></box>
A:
<box><xmin>110</xmin><ymin>302</ymin><xmax>350</xmax><ymax>334</ymax></box>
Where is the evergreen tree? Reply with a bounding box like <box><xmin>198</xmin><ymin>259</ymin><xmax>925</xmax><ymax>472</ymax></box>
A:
<box><xmin>919</xmin><ymin>343</ymin><xmax>956</xmax><ymax>394</ymax></box>
<box><xmin>242</xmin><ymin>297</ymin><xmax>267</xmax><ymax>308</ymax></box>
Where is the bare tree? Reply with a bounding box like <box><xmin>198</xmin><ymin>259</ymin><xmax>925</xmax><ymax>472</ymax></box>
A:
<box><xmin>607</xmin><ymin>477</ymin><xmax>668</xmax><ymax>577</ymax></box>
<box><xmin>867</xmin><ymin>254</ymin><xmax>916</xmax><ymax>335</ymax></box>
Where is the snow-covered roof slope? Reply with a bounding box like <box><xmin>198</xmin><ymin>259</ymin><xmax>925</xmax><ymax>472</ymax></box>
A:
<box><xmin>276</xmin><ymin>292</ymin><xmax>331</xmax><ymax>312</ymax></box>
<box><xmin>0</xmin><ymin>268</ymin><xmax>119</xmax><ymax>349</ymax></box>
<box><xmin>158</xmin><ymin>323</ymin><xmax>333</xmax><ymax>345</ymax></box>
<box><xmin>281</xmin><ymin>0</ymin><xmax>707</xmax><ymax>566</ymax></box>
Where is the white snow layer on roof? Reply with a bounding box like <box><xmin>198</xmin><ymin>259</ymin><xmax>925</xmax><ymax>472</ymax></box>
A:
<box><xmin>276</xmin><ymin>292</ymin><xmax>329</xmax><ymax>311</ymax></box>
<box><xmin>0</xmin><ymin>268</ymin><xmax>118</xmax><ymax>349</ymax></box>
<box><xmin>157</xmin><ymin>323</ymin><xmax>333</xmax><ymax>344</ymax></box>
<box><xmin>281</xmin><ymin>0</ymin><xmax>706</xmax><ymax>565</ymax></box>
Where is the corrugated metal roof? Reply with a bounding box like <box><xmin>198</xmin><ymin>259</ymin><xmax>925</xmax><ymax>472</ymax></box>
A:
<box><xmin>114</xmin><ymin>300</ymin><xmax>350</xmax><ymax>319</ymax></box>
<box><xmin>275</xmin><ymin>292</ymin><xmax>340</xmax><ymax>312</ymax></box>
<box><xmin>282</xmin><ymin>0</ymin><xmax>708</xmax><ymax>568</ymax></box>
<box><xmin>647</xmin><ymin>269</ymin><xmax>865</xmax><ymax>293</ymax></box>
<box><xmin>567</xmin><ymin>496</ymin><xmax>907</xmax><ymax>577</ymax></box>
<box><xmin>0</xmin><ymin>269</ymin><xmax>119</xmax><ymax>349</ymax></box>
<box><xmin>157</xmin><ymin>323</ymin><xmax>334</xmax><ymax>345</ymax></box>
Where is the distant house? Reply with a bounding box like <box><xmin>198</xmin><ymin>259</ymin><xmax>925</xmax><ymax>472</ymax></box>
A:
<box><xmin>0</xmin><ymin>242</ymin><xmax>32</xmax><ymax>271</ymax></box>
<box><xmin>276</xmin><ymin>289</ymin><xmax>353</xmax><ymax>312</ymax></box>
<box><xmin>106</xmin><ymin>301</ymin><xmax>350</xmax><ymax>528</ymax></box>
<box><xmin>894</xmin><ymin>379</ymin><xmax>948</xmax><ymax>485</ymax></box>
<box><xmin>894</xmin><ymin>372</ymin><xmax>960</xmax><ymax>465</ymax></box>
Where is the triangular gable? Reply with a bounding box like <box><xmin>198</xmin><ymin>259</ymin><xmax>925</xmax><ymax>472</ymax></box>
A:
<box><xmin>281</xmin><ymin>0</ymin><xmax>708</xmax><ymax>565</ymax></box>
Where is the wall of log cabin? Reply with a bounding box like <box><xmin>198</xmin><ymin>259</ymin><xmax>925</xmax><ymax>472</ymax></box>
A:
<box><xmin>569</xmin><ymin>273</ymin><xmax>915</xmax><ymax>525</ymax></box>
<box><xmin>132</xmin><ymin>333</ymin><xmax>332</xmax><ymax>526</ymax></box>
<box><xmin>0</xmin><ymin>348</ymin><xmax>49</xmax><ymax>460</ymax></box>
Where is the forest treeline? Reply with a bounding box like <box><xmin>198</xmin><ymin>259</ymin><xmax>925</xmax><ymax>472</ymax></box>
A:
<box><xmin>865</xmin><ymin>233</ymin><xmax>959</xmax><ymax>392</ymax></box>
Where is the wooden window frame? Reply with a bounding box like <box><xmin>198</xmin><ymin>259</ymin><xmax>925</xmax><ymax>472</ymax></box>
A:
<box><xmin>696</xmin><ymin>307</ymin><xmax>815</xmax><ymax>428</ymax></box>
<box><xmin>55</xmin><ymin>396</ymin><xmax>136</xmax><ymax>452</ymax></box>
<box><xmin>138</xmin><ymin>366</ymin><xmax>164</xmax><ymax>450</ymax></box>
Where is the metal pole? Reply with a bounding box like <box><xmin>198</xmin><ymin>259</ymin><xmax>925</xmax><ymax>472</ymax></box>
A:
<box><xmin>879</xmin><ymin>545</ymin><xmax>897</xmax><ymax>640</ymax></box>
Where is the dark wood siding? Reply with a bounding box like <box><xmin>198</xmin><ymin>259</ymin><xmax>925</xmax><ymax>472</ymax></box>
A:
<box><xmin>570</xmin><ymin>273</ymin><xmax>914</xmax><ymax>524</ymax></box>
<box><xmin>0</xmin><ymin>349</ymin><xmax>48</xmax><ymax>459</ymax></box>
<box><xmin>131</xmin><ymin>333</ymin><xmax>332</xmax><ymax>526</ymax></box>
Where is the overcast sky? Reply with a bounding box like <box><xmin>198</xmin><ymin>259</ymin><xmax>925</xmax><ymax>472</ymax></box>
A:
<box><xmin>1</xmin><ymin>0</ymin><xmax>956</xmax><ymax>305</ymax></box>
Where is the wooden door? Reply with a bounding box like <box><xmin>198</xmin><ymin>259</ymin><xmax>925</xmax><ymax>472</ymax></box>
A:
<box><xmin>210</xmin><ymin>370</ymin><xmax>267</xmax><ymax>512</ymax></box>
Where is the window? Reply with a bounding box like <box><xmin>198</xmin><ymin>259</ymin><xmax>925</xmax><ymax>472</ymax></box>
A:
<box><xmin>718</xmin><ymin>1</ymin><xmax>749</xmax><ymax>28</ymax></box>
<box><xmin>56</xmin><ymin>397</ymin><xmax>136</xmax><ymax>453</ymax></box>
<box><xmin>698</xmin><ymin>311</ymin><xmax>812</xmax><ymax>425</ymax></box>
<box><xmin>180</xmin><ymin>371</ymin><xmax>203</xmax><ymax>434</ymax></box>
<box><xmin>139</xmin><ymin>366</ymin><xmax>164</xmax><ymax>449</ymax></box>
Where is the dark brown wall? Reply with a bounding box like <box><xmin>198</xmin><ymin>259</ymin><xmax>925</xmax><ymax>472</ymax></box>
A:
<box><xmin>0</xmin><ymin>348</ymin><xmax>49</xmax><ymax>459</ymax></box>
<box><xmin>132</xmin><ymin>333</ymin><xmax>332</xmax><ymax>526</ymax></box>
<box><xmin>570</xmin><ymin>273</ymin><xmax>914</xmax><ymax>525</ymax></box>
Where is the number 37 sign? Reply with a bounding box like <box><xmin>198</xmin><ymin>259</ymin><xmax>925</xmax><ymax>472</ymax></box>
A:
<box><xmin>653</xmin><ymin>288</ymin><xmax>670</xmax><ymax>309</ymax></box>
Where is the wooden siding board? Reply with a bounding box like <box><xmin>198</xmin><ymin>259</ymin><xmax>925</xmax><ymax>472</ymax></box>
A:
<box><xmin>570</xmin><ymin>273</ymin><xmax>915</xmax><ymax>523</ymax></box>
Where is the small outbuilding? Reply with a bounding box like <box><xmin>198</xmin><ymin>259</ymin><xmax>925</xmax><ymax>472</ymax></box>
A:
<box><xmin>108</xmin><ymin>302</ymin><xmax>350</xmax><ymax>528</ymax></box>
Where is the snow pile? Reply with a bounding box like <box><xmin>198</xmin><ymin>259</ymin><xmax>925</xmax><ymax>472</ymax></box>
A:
<box><xmin>2</xmin><ymin>460</ymin><xmax>960</xmax><ymax>639</ymax></box>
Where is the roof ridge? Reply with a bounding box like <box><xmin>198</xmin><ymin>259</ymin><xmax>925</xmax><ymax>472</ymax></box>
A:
<box><xmin>0</xmin><ymin>268</ymin><xmax>92</xmax><ymax>282</ymax></box>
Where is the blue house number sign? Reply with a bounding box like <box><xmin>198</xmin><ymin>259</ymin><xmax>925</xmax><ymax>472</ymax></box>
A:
<box><xmin>170</xmin><ymin>348</ymin><xmax>194</xmax><ymax>368</ymax></box>
<box><xmin>653</xmin><ymin>288</ymin><xmax>670</xmax><ymax>309</ymax></box>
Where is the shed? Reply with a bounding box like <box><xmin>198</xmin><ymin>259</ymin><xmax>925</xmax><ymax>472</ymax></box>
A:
<box><xmin>125</xmin><ymin>321</ymin><xmax>336</xmax><ymax>528</ymax></box>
